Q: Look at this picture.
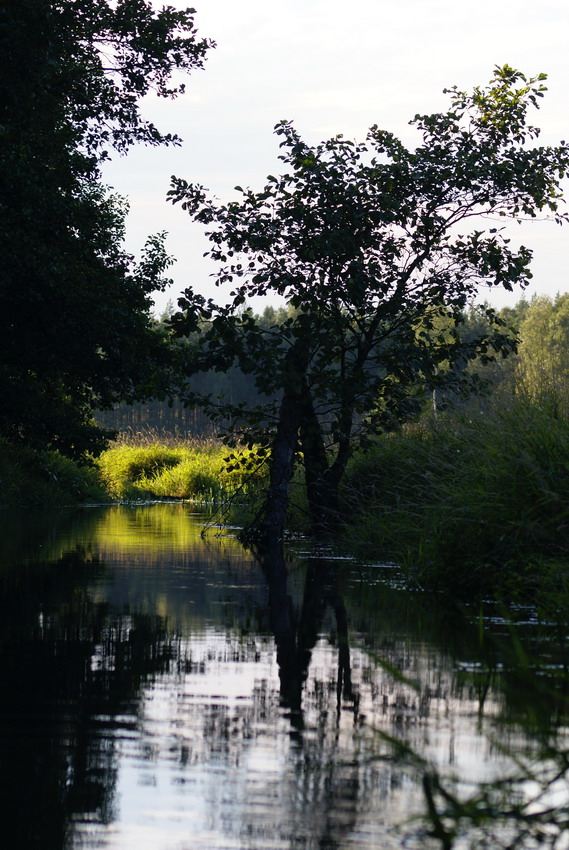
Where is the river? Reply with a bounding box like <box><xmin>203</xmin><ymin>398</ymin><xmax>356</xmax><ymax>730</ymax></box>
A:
<box><xmin>0</xmin><ymin>503</ymin><xmax>567</xmax><ymax>849</ymax></box>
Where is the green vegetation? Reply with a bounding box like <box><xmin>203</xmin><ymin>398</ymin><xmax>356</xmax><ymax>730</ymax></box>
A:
<box><xmin>0</xmin><ymin>433</ymin><xmax>268</xmax><ymax>508</ymax></box>
<box><xmin>96</xmin><ymin>437</ymin><xmax>266</xmax><ymax>504</ymax></box>
<box><xmin>0</xmin><ymin>438</ymin><xmax>108</xmax><ymax>506</ymax></box>
<box><xmin>340</xmin><ymin>397</ymin><xmax>569</xmax><ymax>597</ymax></box>
<box><xmin>5</xmin><ymin>289</ymin><xmax>569</xmax><ymax>596</ymax></box>
<box><xmin>517</xmin><ymin>292</ymin><xmax>569</xmax><ymax>414</ymax></box>
<box><xmin>4</xmin><ymin>286</ymin><xmax>569</xmax><ymax>598</ymax></box>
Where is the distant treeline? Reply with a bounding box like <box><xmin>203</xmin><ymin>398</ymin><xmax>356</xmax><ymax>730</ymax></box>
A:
<box><xmin>97</xmin><ymin>304</ymin><xmax>291</xmax><ymax>437</ymax></box>
<box><xmin>96</xmin><ymin>397</ymin><xmax>215</xmax><ymax>437</ymax></box>
<box><xmin>102</xmin><ymin>290</ymin><xmax>569</xmax><ymax>441</ymax></box>
<box><xmin>97</xmin><ymin>301</ymin><xmax>530</xmax><ymax>439</ymax></box>
<box><xmin>96</xmin><ymin>367</ymin><xmax>260</xmax><ymax>437</ymax></box>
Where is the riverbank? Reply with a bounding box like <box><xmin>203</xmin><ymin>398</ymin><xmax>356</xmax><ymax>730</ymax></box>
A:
<box><xmin>340</xmin><ymin>398</ymin><xmax>569</xmax><ymax>600</ymax></box>
<box><xmin>96</xmin><ymin>435</ymin><xmax>266</xmax><ymax>507</ymax></box>
<box><xmin>3</xmin><ymin>400</ymin><xmax>568</xmax><ymax>601</ymax></box>
<box><xmin>0</xmin><ymin>434</ymin><xmax>266</xmax><ymax>510</ymax></box>
<box><xmin>0</xmin><ymin>437</ymin><xmax>109</xmax><ymax>506</ymax></box>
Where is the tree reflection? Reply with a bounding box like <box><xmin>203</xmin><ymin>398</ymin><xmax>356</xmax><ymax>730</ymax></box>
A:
<box><xmin>0</xmin><ymin>549</ymin><xmax>175</xmax><ymax>850</ymax></box>
<box><xmin>254</xmin><ymin>540</ymin><xmax>357</xmax><ymax>722</ymax></box>
<box><xmin>252</xmin><ymin>540</ymin><xmax>364</xmax><ymax>846</ymax></box>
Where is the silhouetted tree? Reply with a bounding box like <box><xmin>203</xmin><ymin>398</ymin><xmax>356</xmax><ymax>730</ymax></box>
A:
<box><xmin>170</xmin><ymin>67</ymin><xmax>568</xmax><ymax>541</ymax></box>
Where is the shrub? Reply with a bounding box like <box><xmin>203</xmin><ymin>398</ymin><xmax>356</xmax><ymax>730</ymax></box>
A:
<box><xmin>0</xmin><ymin>438</ymin><xmax>108</xmax><ymax>506</ymax></box>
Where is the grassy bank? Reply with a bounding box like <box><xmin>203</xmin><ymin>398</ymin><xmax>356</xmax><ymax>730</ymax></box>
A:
<box><xmin>340</xmin><ymin>399</ymin><xmax>569</xmax><ymax>598</ymax></box>
<box><xmin>0</xmin><ymin>438</ymin><xmax>108</xmax><ymax>506</ymax></box>
<box><xmin>4</xmin><ymin>403</ymin><xmax>568</xmax><ymax>601</ymax></box>
<box><xmin>0</xmin><ymin>432</ymin><xmax>266</xmax><ymax>509</ymax></box>
<box><xmin>96</xmin><ymin>434</ymin><xmax>266</xmax><ymax>506</ymax></box>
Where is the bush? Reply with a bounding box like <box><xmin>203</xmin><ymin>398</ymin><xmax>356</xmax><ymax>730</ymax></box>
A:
<box><xmin>0</xmin><ymin>438</ymin><xmax>108</xmax><ymax>506</ymax></box>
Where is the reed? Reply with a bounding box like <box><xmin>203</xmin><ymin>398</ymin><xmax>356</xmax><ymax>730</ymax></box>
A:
<box><xmin>341</xmin><ymin>399</ymin><xmax>569</xmax><ymax>596</ymax></box>
<box><xmin>111</xmin><ymin>426</ymin><xmax>221</xmax><ymax>452</ymax></box>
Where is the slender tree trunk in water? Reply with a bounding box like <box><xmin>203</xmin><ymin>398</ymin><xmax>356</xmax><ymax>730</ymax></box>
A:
<box><xmin>246</xmin><ymin>341</ymin><xmax>354</xmax><ymax>542</ymax></box>
<box><xmin>248</xmin><ymin>341</ymin><xmax>310</xmax><ymax>544</ymax></box>
<box><xmin>256</xmin><ymin>391</ymin><xmax>299</xmax><ymax>541</ymax></box>
<box><xmin>299</xmin><ymin>382</ymin><xmax>354</xmax><ymax>536</ymax></box>
<box><xmin>299</xmin><ymin>384</ymin><xmax>337</xmax><ymax>535</ymax></box>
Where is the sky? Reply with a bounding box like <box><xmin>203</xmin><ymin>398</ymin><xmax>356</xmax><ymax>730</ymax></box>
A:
<box><xmin>102</xmin><ymin>0</ymin><xmax>569</xmax><ymax>316</ymax></box>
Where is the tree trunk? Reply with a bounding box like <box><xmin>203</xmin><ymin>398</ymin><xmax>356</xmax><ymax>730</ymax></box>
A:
<box><xmin>245</xmin><ymin>341</ymin><xmax>310</xmax><ymax>544</ymax></box>
<box><xmin>299</xmin><ymin>383</ymin><xmax>339</xmax><ymax>535</ymax></box>
<box><xmin>245</xmin><ymin>342</ymin><xmax>354</xmax><ymax>542</ymax></box>
<box><xmin>257</xmin><ymin>388</ymin><xmax>301</xmax><ymax>542</ymax></box>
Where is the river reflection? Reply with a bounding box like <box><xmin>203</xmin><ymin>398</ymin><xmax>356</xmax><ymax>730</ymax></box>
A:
<box><xmin>0</xmin><ymin>504</ymin><xmax>566</xmax><ymax>849</ymax></box>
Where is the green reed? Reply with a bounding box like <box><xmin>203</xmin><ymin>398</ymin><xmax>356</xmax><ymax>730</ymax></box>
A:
<box><xmin>96</xmin><ymin>436</ymin><xmax>267</xmax><ymax>504</ymax></box>
<box><xmin>341</xmin><ymin>399</ymin><xmax>569</xmax><ymax>597</ymax></box>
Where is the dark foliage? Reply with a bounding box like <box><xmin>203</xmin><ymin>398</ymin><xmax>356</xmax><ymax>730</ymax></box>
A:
<box><xmin>0</xmin><ymin>0</ymin><xmax>213</xmax><ymax>457</ymax></box>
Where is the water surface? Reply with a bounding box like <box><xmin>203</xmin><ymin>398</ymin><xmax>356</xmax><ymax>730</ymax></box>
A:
<box><xmin>0</xmin><ymin>504</ymin><xmax>566</xmax><ymax>849</ymax></box>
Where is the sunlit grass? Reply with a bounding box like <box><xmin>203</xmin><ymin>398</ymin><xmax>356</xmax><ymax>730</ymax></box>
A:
<box><xmin>96</xmin><ymin>434</ymin><xmax>268</xmax><ymax>504</ymax></box>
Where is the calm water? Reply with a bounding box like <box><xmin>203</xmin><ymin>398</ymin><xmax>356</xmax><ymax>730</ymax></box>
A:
<box><xmin>0</xmin><ymin>503</ymin><xmax>567</xmax><ymax>850</ymax></box>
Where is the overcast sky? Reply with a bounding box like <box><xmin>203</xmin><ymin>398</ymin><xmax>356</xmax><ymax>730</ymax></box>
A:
<box><xmin>102</xmin><ymin>0</ymin><xmax>569</xmax><ymax>315</ymax></box>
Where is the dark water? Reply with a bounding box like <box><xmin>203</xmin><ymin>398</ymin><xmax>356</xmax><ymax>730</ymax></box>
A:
<box><xmin>0</xmin><ymin>504</ymin><xmax>567</xmax><ymax>850</ymax></box>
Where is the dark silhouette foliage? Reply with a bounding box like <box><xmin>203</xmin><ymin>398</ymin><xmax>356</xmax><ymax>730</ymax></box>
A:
<box><xmin>0</xmin><ymin>0</ymin><xmax>213</xmax><ymax>456</ymax></box>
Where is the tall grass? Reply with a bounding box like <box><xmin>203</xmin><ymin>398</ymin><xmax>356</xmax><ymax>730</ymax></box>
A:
<box><xmin>0</xmin><ymin>429</ymin><xmax>268</xmax><ymax>509</ymax></box>
<box><xmin>96</xmin><ymin>436</ymin><xmax>267</xmax><ymax>504</ymax></box>
<box><xmin>110</xmin><ymin>426</ymin><xmax>220</xmax><ymax>450</ymax></box>
<box><xmin>341</xmin><ymin>399</ymin><xmax>569</xmax><ymax>596</ymax></box>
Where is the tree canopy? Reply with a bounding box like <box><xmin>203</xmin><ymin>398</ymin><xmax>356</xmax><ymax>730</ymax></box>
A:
<box><xmin>517</xmin><ymin>293</ymin><xmax>569</xmax><ymax>412</ymax></box>
<box><xmin>169</xmin><ymin>66</ymin><xmax>569</xmax><ymax>541</ymax></box>
<box><xmin>0</xmin><ymin>0</ymin><xmax>213</xmax><ymax>456</ymax></box>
